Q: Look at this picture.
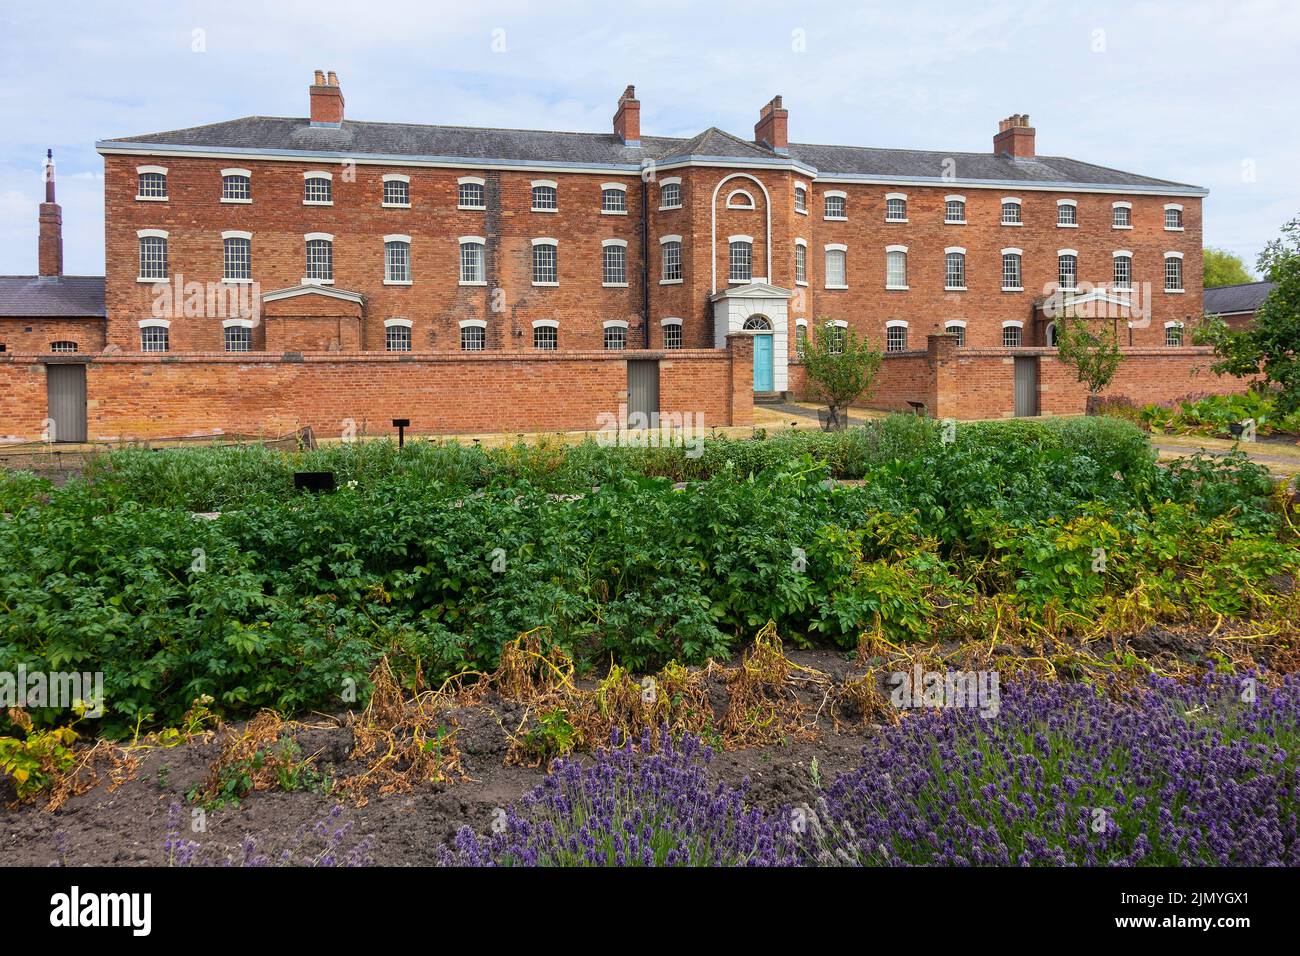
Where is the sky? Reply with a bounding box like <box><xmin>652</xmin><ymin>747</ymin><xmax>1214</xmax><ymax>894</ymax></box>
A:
<box><xmin>1</xmin><ymin>0</ymin><xmax>1296</xmax><ymax>277</ymax></box>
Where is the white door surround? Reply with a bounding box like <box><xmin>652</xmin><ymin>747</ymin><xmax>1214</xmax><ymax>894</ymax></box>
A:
<box><xmin>708</xmin><ymin>281</ymin><xmax>794</xmax><ymax>393</ymax></box>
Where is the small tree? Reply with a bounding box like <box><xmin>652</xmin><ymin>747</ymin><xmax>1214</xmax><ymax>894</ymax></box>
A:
<box><xmin>1195</xmin><ymin>214</ymin><xmax>1300</xmax><ymax>414</ymax></box>
<box><xmin>801</xmin><ymin>321</ymin><xmax>882</xmax><ymax>429</ymax></box>
<box><xmin>1055</xmin><ymin>314</ymin><xmax>1123</xmax><ymax>415</ymax></box>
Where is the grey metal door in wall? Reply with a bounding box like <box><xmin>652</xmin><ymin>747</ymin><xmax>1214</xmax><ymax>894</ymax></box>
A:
<box><xmin>627</xmin><ymin>360</ymin><xmax>660</xmax><ymax>423</ymax></box>
<box><xmin>46</xmin><ymin>363</ymin><xmax>87</xmax><ymax>442</ymax></box>
<box><xmin>1013</xmin><ymin>356</ymin><xmax>1039</xmax><ymax>418</ymax></box>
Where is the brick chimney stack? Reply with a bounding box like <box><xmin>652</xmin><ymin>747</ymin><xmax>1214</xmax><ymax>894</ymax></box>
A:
<box><xmin>613</xmin><ymin>85</ymin><xmax>640</xmax><ymax>146</ymax></box>
<box><xmin>309</xmin><ymin>70</ymin><xmax>345</xmax><ymax>127</ymax></box>
<box><xmin>754</xmin><ymin>95</ymin><xmax>789</xmax><ymax>154</ymax></box>
<box><xmin>38</xmin><ymin>149</ymin><xmax>63</xmax><ymax>278</ymax></box>
<box><xmin>994</xmin><ymin>113</ymin><xmax>1035</xmax><ymax>159</ymax></box>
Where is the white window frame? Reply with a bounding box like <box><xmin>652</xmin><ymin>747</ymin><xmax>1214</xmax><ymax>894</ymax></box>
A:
<box><xmin>1001</xmin><ymin>248</ymin><xmax>1023</xmax><ymax>291</ymax></box>
<box><xmin>1164</xmin><ymin>203</ymin><xmax>1185</xmax><ymax>231</ymax></box>
<box><xmin>221</xmin><ymin>230</ymin><xmax>253</xmax><ymax>284</ymax></box>
<box><xmin>885</xmin><ymin>244</ymin><xmax>908</xmax><ymax>291</ymax></box>
<box><xmin>794</xmin><ymin>238</ymin><xmax>808</xmax><ymax>286</ymax></box>
<box><xmin>659</xmin><ymin>177</ymin><xmax>682</xmax><ymax>211</ymax></box>
<box><xmin>1001</xmin><ymin>197</ymin><xmax>1023</xmax><ymax>226</ymax></box>
<box><xmin>1002</xmin><ymin>319</ymin><xmax>1024</xmax><ymax>348</ymax></box>
<box><xmin>303</xmin><ymin>232</ymin><xmax>335</xmax><ymax>285</ymax></box>
<box><xmin>1058</xmin><ymin>249</ymin><xmax>1079</xmax><ymax>292</ymax></box>
<box><xmin>824</xmin><ymin>318</ymin><xmax>849</xmax><ymax>355</ymax></box>
<box><xmin>944</xmin><ymin>195</ymin><xmax>967</xmax><ymax>225</ymax></box>
<box><xmin>944</xmin><ymin>246</ymin><xmax>967</xmax><ymax>291</ymax></box>
<box><xmin>824</xmin><ymin>243</ymin><xmax>848</xmax><ymax>290</ymax></box>
<box><xmin>727</xmin><ymin>188</ymin><xmax>757</xmax><ymax>210</ymax></box>
<box><xmin>532</xmin><ymin>318</ymin><xmax>559</xmax><ymax>351</ymax></box>
<box><xmin>885</xmin><ymin>319</ymin><xmax>909</xmax><ymax>353</ymax></box>
<box><xmin>136</xmin><ymin>229</ymin><xmax>169</xmax><ymax>282</ymax></box>
<box><xmin>531</xmin><ymin>180</ymin><xmax>559</xmax><ymax>212</ymax></box>
<box><xmin>1056</xmin><ymin>198</ymin><xmax>1078</xmax><ymax>228</ymax></box>
<box><xmin>1164</xmin><ymin>251</ymin><xmax>1185</xmax><ymax>292</ymax></box>
<box><xmin>1112</xmin><ymin>201</ymin><xmax>1132</xmax><ymax>229</ymax></box>
<box><xmin>303</xmin><ymin>170</ymin><xmax>334</xmax><ymax>206</ymax></box>
<box><xmin>458</xmin><ymin>236</ymin><xmax>487</xmax><ymax>286</ymax></box>
<box><xmin>1163</xmin><ymin>320</ymin><xmax>1185</xmax><ymax>347</ymax></box>
<box><xmin>457</xmin><ymin>176</ymin><xmax>487</xmax><ymax>210</ymax></box>
<box><xmin>531</xmin><ymin>237</ymin><xmax>559</xmax><ymax>286</ymax></box>
<box><xmin>459</xmin><ymin>318</ymin><xmax>488</xmax><ymax>351</ymax></box>
<box><xmin>823</xmin><ymin>190</ymin><xmax>847</xmax><ymax>221</ymax></box>
<box><xmin>794</xmin><ymin>182</ymin><xmax>809</xmax><ymax>215</ymax></box>
<box><xmin>885</xmin><ymin>192</ymin><xmax>908</xmax><ymax>223</ymax></box>
<box><xmin>135</xmin><ymin>165</ymin><xmax>168</xmax><ymax>202</ymax></box>
<box><xmin>600</xmin><ymin>183</ymin><xmax>628</xmax><ymax>215</ymax></box>
<box><xmin>1112</xmin><ymin>250</ymin><xmax>1133</xmax><ymax>291</ymax></box>
<box><xmin>945</xmin><ymin>319</ymin><xmax>966</xmax><ymax>347</ymax></box>
<box><xmin>383</xmin><ymin>318</ymin><xmax>413</xmax><ymax>353</ymax></box>
<box><xmin>220</xmin><ymin>168</ymin><xmax>252</xmax><ymax>204</ymax></box>
<box><xmin>602</xmin><ymin>318</ymin><xmax>629</xmax><ymax>351</ymax></box>
<box><xmin>728</xmin><ymin>235</ymin><xmax>754</xmax><ymax>284</ymax></box>
<box><xmin>138</xmin><ymin>319</ymin><xmax>170</xmax><ymax>352</ymax></box>
<box><xmin>794</xmin><ymin>317</ymin><xmax>809</xmax><ymax>356</ymax></box>
<box><xmin>383</xmin><ymin>234</ymin><xmax>412</xmax><ymax>285</ymax></box>
<box><xmin>381</xmin><ymin>173</ymin><xmax>411</xmax><ymax>209</ymax></box>
<box><xmin>659</xmin><ymin>234</ymin><xmax>683</xmax><ymax>285</ymax></box>
<box><xmin>661</xmin><ymin>316</ymin><xmax>684</xmax><ymax>350</ymax></box>
<box><xmin>601</xmin><ymin>238</ymin><xmax>629</xmax><ymax>287</ymax></box>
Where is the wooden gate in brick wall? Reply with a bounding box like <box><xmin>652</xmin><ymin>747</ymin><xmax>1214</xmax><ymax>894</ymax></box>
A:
<box><xmin>627</xmin><ymin>359</ymin><xmax>660</xmax><ymax>422</ymax></box>
<box><xmin>1013</xmin><ymin>356</ymin><xmax>1039</xmax><ymax>417</ymax></box>
<box><xmin>45</xmin><ymin>361</ymin><xmax>87</xmax><ymax>442</ymax></box>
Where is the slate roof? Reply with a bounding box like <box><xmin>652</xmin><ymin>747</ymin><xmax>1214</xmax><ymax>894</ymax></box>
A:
<box><xmin>785</xmin><ymin>142</ymin><xmax>1197</xmax><ymax>190</ymax></box>
<box><xmin>1203</xmin><ymin>281</ymin><xmax>1276</xmax><ymax>315</ymax></box>
<box><xmin>99</xmin><ymin>115</ymin><xmax>1205</xmax><ymax>193</ymax></box>
<box><xmin>0</xmin><ymin>276</ymin><xmax>106</xmax><ymax>318</ymax></box>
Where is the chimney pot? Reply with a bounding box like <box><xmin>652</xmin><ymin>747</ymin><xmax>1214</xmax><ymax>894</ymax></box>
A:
<box><xmin>310</xmin><ymin>71</ymin><xmax>345</xmax><ymax>126</ymax></box>
<box><xmin>613</xmin><ymin>84</ymin><xmax>641</xmax><ymax>145</ymax></box>
<box><xmin>994</xmin><ymin>113</ymin><xmax>1035</xmax><ymax>159</ymax></box>
<box><xmin>754</xmin><ymin>94</ymin><xmax>789</xmax><ymax>154</ymax></box>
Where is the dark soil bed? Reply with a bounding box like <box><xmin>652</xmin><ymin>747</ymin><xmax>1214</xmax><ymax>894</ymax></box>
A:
<box><xmin>0</xmin><ymin>629</ymin><xmax>1285</xmax><ymax>868</ymax></box>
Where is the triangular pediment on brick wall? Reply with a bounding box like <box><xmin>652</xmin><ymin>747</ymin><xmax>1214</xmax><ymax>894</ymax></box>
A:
<box><xmin>262</xmin><ymin>284</ymin><xmax>366</xmax><ymax>306</ymax></box>
<box><xmin>707</xmin><ymin>281</ymin><xmax>794</xmax><ymax>302</ymax></box>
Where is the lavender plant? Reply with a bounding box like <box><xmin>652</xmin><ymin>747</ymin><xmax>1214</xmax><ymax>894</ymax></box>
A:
<box><xmin>163</xmin><ymin>802</ymin><xmax>373</xmax><ymax>867</ymax></box>
<box><xmin>814</xmin><ymin>673</ymin><xmax>1300</xmax><ymax>866</ymax></box>
<box><xmin>439</xmin><ymin>728</ymin><xmax>798</xmax><ymax>866</ymax></box>
<box><xmin>439</xmin><ymin>676</ymin><xmax>1298</xmax><ymax>868</ymax></box>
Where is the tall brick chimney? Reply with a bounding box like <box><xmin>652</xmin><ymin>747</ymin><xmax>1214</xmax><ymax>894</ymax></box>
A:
<box><xmin>754</xmin><ymin>95</ymin><xmax>789</xmax><ymax>154</ymax></box>
<box><xmin>994</xmin><ymin>113</ymin><xmax>1035</xmax><ymax>159</ymax></box>
<box><xmin>38</xmin><ymin>149</ymin><xmax>63</xmax><ymax>278</ymax></box>
<box><xmin>310</xmin><ymin>70</ymin><xmax>345</xmax><ymax>127</ymax></box>
<box><xmin>613</xmin><ymin>85</ymin><xmax>640</xmax><ymax>146</ymax></box>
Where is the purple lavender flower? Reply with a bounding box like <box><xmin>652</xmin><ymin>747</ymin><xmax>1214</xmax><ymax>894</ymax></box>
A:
<box><xmin>439</xmin><ymin>728</ymin><xmax>798</xmax><ymax>867</ymax></box>
<box><xmin>813</xmin><ymin>672</ymin><xmax>1300</xmax><ymax>866</ymax></box>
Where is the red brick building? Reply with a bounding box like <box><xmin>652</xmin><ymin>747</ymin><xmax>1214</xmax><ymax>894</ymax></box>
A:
<box><xmin>2</xmin><ymin>73</ymin><xmax>1240</xmax><ymax>440</ymax></box>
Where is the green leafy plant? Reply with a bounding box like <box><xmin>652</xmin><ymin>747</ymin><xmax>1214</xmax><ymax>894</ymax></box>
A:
<box><xmin>800</xmin><ymin>322</ymin><xmax>883</xmax><ymax>429</ymax></box>
<box><xmin>1055</xmin><ymin>314</ymin><xmax>1124</xmax><ymax>414</ymax></box>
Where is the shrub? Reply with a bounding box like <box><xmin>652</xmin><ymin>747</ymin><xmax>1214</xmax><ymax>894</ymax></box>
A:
<box><xmin>438</xmin><ymin>728</ymin><xmax>796</xmax><ymax>866</ymax></box>
<box><xmin>817</xmin><ymin>674</ymin><xmax>1300</xmax><ymax>866</ymax></box>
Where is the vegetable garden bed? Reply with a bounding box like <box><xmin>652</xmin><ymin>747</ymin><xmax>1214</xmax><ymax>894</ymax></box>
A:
<box><xmin>1</xmin><ymin>416</ymin><xmax>1297</xmax><ymax>866</ymax></box>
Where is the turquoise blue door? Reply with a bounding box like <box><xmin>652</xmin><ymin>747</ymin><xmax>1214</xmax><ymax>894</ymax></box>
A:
<box><xmin>752</xmin><ymin>334</ymin><xmax>774</xmax><ymax>391</ymax></box>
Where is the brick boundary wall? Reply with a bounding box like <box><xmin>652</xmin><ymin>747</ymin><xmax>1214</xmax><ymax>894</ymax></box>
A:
<box><xmin>1</xmin><ymin>336</ymin><xmax>754</xmax><ymax>442</ymax></box>
<box><xmin>787</xmin><ymin>336</ymin><xmax>1254</xmax><ymax>420</ymax></box>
